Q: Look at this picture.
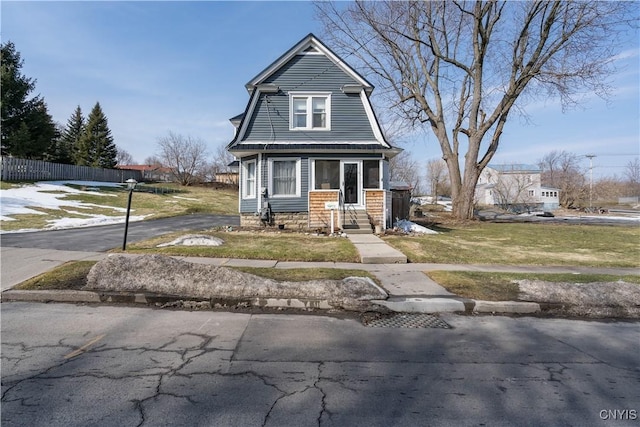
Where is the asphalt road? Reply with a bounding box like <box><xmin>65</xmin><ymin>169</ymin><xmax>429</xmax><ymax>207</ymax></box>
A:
<box><xmin>0</xmin><ymin>214</ymin><xmax>240</xmax><ymax>252</ymax></box>
<box><xmin>2</xmin><ymin>303</ymin><xmax>639</xmax><ymax>426</ymax></box>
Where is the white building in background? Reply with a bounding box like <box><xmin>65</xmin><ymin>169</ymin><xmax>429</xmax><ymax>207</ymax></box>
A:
<box><xmin>475</xmin><ymin>164</ymin><xmax>560</xmax><ymax>212</ymax></box>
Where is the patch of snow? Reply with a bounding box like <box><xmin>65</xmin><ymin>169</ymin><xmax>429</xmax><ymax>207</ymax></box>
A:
<box><xmin>47</xmin><ymin>214</ymin><xmax>149</xmax><ymax>231</ymax></box>
<box><xmin>157</xmin><ymin>235</ymin><xmax>224</xmax><ymax>247</ymax></box>
<box><xmin>173</xmin><ymin>196</ymin><xmax>200</xmax><ymax>201</ymax></box>
<box><xmin>0</xmin><ymin>180</ymin><xmax>147</xmax><ymax>233</ymax></box>
<box><xmin>394</xmin><ymin>219</ymin><xmax>438</xmax><ymax>234</ymax></box>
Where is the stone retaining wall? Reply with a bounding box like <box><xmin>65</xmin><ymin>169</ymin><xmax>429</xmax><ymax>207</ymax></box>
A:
<box><xmin>240</xmin><ymin>212</ymin><xmax>309</xmax><ymax>230</ymax></box>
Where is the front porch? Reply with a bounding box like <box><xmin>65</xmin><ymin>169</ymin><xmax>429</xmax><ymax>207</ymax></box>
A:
<box><xmin>308</xmin><ymin>189</ymin><xmax>390</xmax><ymax>233</ymax></box>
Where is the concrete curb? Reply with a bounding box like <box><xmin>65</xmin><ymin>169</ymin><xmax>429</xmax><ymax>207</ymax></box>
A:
<box><xmin>371</xmin><ymin>297</ymin><xmax>542</xmax><ymax>314</ymax></box>
<box><xmin>3</xmin><ymin>289</ymin><xmax>542</xmax><ymax>315</ymax></box>
<box><xmin>0</xmin><ymin>289</ymin><xmax>373</xmax><ymax>312</ymax></box>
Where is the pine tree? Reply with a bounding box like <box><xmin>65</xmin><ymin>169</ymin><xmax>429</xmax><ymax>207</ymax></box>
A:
<box><xmin>46</xmin><ymin>123</ymin><xmax>70</xmax><ymax>164</ymax></box>
<box><xmin>78</xmin><ymin>102</ymin><xmax>117</xmax><ymax>168</ymax></box>
<box><xmin>1</xmin><ymin>41</ymin><xmax>56</xmax><ymax>158</ymax></box>
<box><xmin>60</xmin><ymin>106</ymin><xmax>85</xmax><ymax>164</ymax></box>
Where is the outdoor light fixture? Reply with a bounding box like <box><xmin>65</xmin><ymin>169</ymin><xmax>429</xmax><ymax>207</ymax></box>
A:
<box><xmin>122</xmin><ymin>178</ymin><xmax>138</xmax><ymax>251</ymax></box>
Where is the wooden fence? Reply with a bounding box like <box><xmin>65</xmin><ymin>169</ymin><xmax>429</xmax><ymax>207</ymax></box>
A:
<box><xmin>1</xmin><ymin>157</ymin><xmax>142</xmax><ymax>183</ymax></box>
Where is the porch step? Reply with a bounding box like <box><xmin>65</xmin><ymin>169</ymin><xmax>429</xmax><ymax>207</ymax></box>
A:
<box><xmin>343</xmin><ymin>227</ymin><xmax>373</xmax><ymax>235</ymax></box>
<box><xmin>343</xmin><ymin>209</ymin><xmax>373</xmax><ymax>234</ymax></box>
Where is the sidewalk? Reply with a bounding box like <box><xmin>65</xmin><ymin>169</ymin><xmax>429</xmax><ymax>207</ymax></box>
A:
<box><xmin>3</xmin><ymin>246</ymin><xmax>639</xmax><ymax>315</ymax></box>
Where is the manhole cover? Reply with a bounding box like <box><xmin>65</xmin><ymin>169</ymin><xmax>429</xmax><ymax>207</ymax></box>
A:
<box><xmin>362</xmin><ymin>313</ymin><xmax>451</xmax><ymax>329</ymax></box>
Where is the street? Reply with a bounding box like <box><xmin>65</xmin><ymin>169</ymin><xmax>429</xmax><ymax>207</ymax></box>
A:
<box><xmin>2</xmin><ymin>302</ymin><xmax>638</xmax><ymax>426</ymax></box>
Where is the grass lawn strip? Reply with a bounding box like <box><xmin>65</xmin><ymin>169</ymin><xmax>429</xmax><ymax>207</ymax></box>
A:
<box><xmin>384</xmin><ymin>222</ymin><xmax>640</xmax><ymax>268</ymax></box>
<box><xmin>427</xmin><ymin>270</ymin><xmax>640</xmax><ymax>301</ymax></box>
<box><xmin>122</xmin><ymin>230</ymin><xmax>360</xmax><ymax>263</ymax></box>
<box><xmin>13</xmin><ymin>261</ymin><xmax>376</xmax><ymax>291</ymax></box>
<box><xmin>15</xmin><ymin>261</ymin><xmax>96</xmax><ymax>290</ymax></box>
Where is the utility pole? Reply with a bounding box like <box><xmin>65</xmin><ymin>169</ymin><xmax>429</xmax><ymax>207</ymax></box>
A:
<box><xmin>585</xmin><ymin>154</ymin><xmax>596</xmax><ymax>209</ymax></box>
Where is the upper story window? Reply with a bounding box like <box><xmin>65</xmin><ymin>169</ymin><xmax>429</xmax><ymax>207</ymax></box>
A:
<box><xmin>289</xmin><ymin>92</ymin><xmax>331</xmax><ymax>130</ymax></box>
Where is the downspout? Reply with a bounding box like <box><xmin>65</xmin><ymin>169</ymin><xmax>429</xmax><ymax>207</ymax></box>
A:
<box><xmin>257</xmin><ymin>153</ymin><xmax>263</xmax><ymax>215</ymax></box>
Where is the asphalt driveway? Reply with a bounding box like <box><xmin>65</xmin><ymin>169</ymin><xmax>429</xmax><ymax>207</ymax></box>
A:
<box><xmin>0</xmin><ymin>214</ymin><xmax>239</xmax><ymax>252</ymax></box>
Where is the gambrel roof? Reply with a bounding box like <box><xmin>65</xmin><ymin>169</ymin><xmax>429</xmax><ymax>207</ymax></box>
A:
<box><xmin>227</xmin><ymin>33</ymin><xmax>395</xmax><ymax>155</ymax></box>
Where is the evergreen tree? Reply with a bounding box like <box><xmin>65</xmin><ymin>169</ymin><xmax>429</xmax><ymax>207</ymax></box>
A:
<box><xmin>78</xmin><ymin>102</ymin><xmax>117</xmax><ymax>168</ymax></box>
<box><xmin>60</xmin><ymin>106</ymin><xmax>85</xmax><ymax>164</ymax></box>
<box><xmin>46</xmin><ymin>123</ymin><xmax>71</xmax><ymax>164</ymax></box>
<box><xmin>1</xmin><ymin>41</ymin><xmax>56</xmax><ymax>158</ymax></box>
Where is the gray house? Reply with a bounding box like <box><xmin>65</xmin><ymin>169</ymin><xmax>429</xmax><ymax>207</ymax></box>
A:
<box><xmin>227</xmin><ymin>34</ymin><xmax>399</xmax><ymax>232</ymax></box>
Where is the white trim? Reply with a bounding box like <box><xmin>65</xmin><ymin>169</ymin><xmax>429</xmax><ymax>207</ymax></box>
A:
<box><xmin>268</xmin><ymin>157</ymin><xmax>301</xmax><ymax>198</ymax></box>
<box><xmin>359</xmin><ymin>90</ymin><xmax>389</xmax><ymax>147</ymax></box>
<box><xmin>289</xmin><ymin>92</ymin><xmax>331</xmax><ymax>131</ymax></box>
<box><xmin>311</xmin><ymin>158</ymin><xmax>341</xmax><ymax>191</ymax></box>
<box><xmin>235</xmin><ymin>140</ymin><xmax>383</xmax><ymax>145</ymax></box>
<box><xmin>234</xmin><ymin>90</ymin><xmax>262</xmax><ymax>146</ymax></box>
<box><xmin>242</xmin><ymin>159</ymin><xmax>257</xmax><ymax>200</ymax></box>
<box><xmin>342</xmin><ymin>160</ymin><xmax>363</xmax><ymax>208</ymax></box>
<box><xmin>257</xmin><ymin>154</ymin><xmax>263</xmax><ymax>212</ymax></box>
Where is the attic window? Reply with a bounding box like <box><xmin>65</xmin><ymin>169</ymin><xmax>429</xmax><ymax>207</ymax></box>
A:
<box><xmin>289</xmin><ymin>92</ymin><xmax>331</xmax><ymax>130</ymax></box>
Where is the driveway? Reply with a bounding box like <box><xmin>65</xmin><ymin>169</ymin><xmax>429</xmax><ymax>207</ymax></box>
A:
<box><xmin>0</xmin><ymin>214</ymin><xmax>239</xmax><ymax>252</ymax></box>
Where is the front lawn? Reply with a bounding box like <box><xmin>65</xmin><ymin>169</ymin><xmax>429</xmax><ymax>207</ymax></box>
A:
<box><xmin>384</xmin><ymin>222</ymin><xmax>640</xmax><ymax>268</ymax></box>
<box><xmin>121</xmin><ymin>230</ymin><xmax>360</xmax><ymax>263</ymax></box>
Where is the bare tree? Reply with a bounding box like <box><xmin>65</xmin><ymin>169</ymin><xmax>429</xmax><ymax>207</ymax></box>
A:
<box><xmin>316</xmin><ymin>1</ymin><xmax>636</xmax><ymax>219</ymax></box>
<box><xmin>593</xmin><ymin>175</ymin><xmax>626</xmax><ymax>204</ymax></box>
<box><xmin>157</xmin><ymin>132</ymin><xmax>208</xmax><ymax>186</ymax></box>
<box><xmin>211</xmin><ymin>142</ymin><xmax>236</xmax><ymax>174</ymax></box>
<box><xmin>538</xmin><ymin>150</ymin><xmax>586</xmax><ymax>208</ymax></box>
<box><xmin>116</xmin><ymin>147</ymin><xmax>134</xmax><ymax>166</ymax></box>
<box><xmin>624</xmin><ymin>158</ymin><xmax>640</xmax><ymax>197</ymax></box>
<box><xmin>425</xmin><ymin>158</ymin><xmax>450</xmax><ymax>202</ymax></box>
<box><xmin>143</xmin><ymin>155</ymin><xmax>163</xmax><ymax>166</ymax></box>
<box><xmin>389</xmin><ymin>150</ymin><xmax>423</xmax><ymax>194</ymax></box>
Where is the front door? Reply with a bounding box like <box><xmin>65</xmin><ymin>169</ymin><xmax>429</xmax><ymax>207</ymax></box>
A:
<box><xmin>342</xmin><ymin>162</ymin><xmax>359</xmax><ymax>205</ymax></box>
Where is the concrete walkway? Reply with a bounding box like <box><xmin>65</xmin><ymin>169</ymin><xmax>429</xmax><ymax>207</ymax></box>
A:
<box><xmin>3</xmin><ymin>246</ymin><xmax>639</xmax><ymax>315</ymax></box>
<box><xmin>346</xmin><ymin>233</ymin><xmax>407</xmax><ymax>264</ymax></box>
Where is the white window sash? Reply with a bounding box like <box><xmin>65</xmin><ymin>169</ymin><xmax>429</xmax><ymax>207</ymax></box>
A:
<box><xmin>289</xmin><ymin>92</ymin><xmax>331</xmax><ymax>130</ymax></box>
<box><xmin>269</xmin><ymin>158</ymin><xmax>301</xmax><ymax>197</ymax></box>
<box><xmin>243</xmin><ymin>160</ymin><xmax>256</xmax><ymax>199</ymax></box>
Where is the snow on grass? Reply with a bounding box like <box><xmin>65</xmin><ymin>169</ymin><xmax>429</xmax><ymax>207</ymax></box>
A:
<box><xmin>172</xmin><ymin>195</ymin><xmax>200</xmax><ymax>201</ymax></box>
<box><xmin>0</xmin><ymin>180</ymin><xmax>147</xmax><ymax>233</ymax></box>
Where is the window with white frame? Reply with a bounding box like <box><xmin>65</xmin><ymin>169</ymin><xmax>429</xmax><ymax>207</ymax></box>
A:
<box><xmin>243</xmin><ymin>160</ymin><xmax>256</xmax><ymax>199</ymax></box>
<box><xmin>314</xmin><ymin>160</ymin><xmax>340</xmax><ymax>190</ymax></box>
<box><xmin>270</xmin><ymin>159</ymin><xmax>300</xmax><ymax>197</ymax></box>
<box><xmin>290</xmin><ymin>93</ymin><xmax>331</xmax><ymax>130</ymax></box>
<box><xmin>363</xmin><ymin>160</ymin><xmax>380</xmax><ymax>189</ymax></box>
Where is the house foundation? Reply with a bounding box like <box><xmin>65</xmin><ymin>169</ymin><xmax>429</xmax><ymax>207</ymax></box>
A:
<box><xmin>240</xmin><ymin>212</ymin><xmax>309</xmax><ymax>230</ymax></box>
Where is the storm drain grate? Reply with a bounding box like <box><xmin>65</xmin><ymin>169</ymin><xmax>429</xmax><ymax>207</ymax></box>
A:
<box><xmin>363</xmin><ymin>313</ymin><xmax>451</xmax><ymax>329</ymax></box>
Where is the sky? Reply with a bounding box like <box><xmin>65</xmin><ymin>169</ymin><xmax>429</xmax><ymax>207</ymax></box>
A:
<box><xmin>2</xmin><ymin>1</ymin><xmax>639</xmax><ymax>180</ymax></box>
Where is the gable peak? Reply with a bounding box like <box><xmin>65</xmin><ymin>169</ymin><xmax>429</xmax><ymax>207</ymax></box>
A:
<box><xmin>245</xmin><ymin>33</ymin><xmax>372</xmax><ymax>94</ymax></box>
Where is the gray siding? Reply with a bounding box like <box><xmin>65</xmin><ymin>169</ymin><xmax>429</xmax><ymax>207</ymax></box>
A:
<box><xmin>243</xmin><ymin>55</ymin><xmax>376</xmax><ymax>142</ymax></box>
<box><xmin>240</xmin><ymin>154</ymin><xmax>387</xmax><ymax>214</ymax></box>
<box><xmin>262</xmin><ymin>154</ymin><xmax>309</xmax><ymax>213</ymax></box>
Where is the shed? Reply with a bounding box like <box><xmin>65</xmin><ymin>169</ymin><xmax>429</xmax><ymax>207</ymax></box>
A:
<box><xmin>390</xmin><ymin>180</ymin><xmax>412</xmax><ymax>221</ymax></box>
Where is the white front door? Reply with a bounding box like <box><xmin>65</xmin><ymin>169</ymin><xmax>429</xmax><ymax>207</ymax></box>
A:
<box><xmin>342</xmin><ymin>162</ymin><xmax>360</xmax><ymax>205</ymax></box>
